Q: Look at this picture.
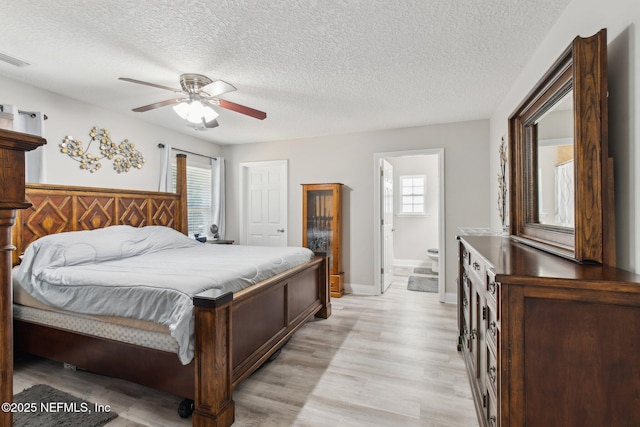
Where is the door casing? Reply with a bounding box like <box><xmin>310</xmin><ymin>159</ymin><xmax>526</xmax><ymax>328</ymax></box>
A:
<box><xmin>373</xmin><ymin>149</ymin><xmax>445</xmax><ymax>301</ymax></box>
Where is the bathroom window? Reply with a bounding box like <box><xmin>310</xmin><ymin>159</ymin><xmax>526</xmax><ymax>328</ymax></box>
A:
<box><xmin>399</xmin><ymin>175</ymin><xmax>426</xmax><ymax>215</ymax></box>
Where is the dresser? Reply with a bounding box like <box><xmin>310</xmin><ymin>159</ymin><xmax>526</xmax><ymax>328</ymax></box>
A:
<box><xmin>458</xmin><ymin>235</ymin><xmax>640</xmax><ymax>427</ymax></box>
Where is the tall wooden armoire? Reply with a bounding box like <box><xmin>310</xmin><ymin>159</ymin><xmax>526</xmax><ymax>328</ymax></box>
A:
<box><xmin>302</xmin><ymin>183</ymin><xmax>343</xmax><ymax>298</ymax></box>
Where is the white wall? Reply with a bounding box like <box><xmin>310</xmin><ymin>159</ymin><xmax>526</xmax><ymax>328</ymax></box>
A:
<box><xmin>0</xmin><ymin>75</ymin><xmax>222</xmax><ymax>191</ymax></box>
<box><xmin>223</xmin><ymin>120</ymin><xmax>490</xmax><ymax>296</ymax></box>
<box><xmin>489</xmin><ymin>0</ymin><xmax>640</xmax><ymax>273</ymax></box>
<box><xmin>387</xmin><ymin>155</ymin><xmax>440</xmax><ymax>263</ymax></box>
<box><xmin>2</xmin><ymin>73</ymin><xmax>490</xmax><ymax>298</ymax></box>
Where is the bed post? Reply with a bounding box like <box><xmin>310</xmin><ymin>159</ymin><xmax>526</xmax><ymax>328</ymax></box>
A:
<box><xmin>0</xmin><ymin>129</ymin><xmax>46</xmax><ymax>427</ymax></box>
<box><xmin>315</xmin><ymin>256</ymin><xmax>331</xmax><ymax>319</ymax></box>
<box><xmin>192</xmin><ymin>289</ymin><xmax>235</xmax><ymax>427</ymax></box>
<box><xmin>176</xmin><ymin>153</ymin><xmax>188</xmax><ymax>235</ymax></box>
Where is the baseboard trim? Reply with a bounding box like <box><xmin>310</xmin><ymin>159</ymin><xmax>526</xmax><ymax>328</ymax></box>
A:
<box><xmin>393</xmin><ymin>258</ymin><xmax>430</xmax><ymax>268</ymax></box>
<box><xmin>343</xmin><ymin>282</ymin><xmax>378</xmax><ymax>296</ymax></box>
<box><xmin>444</xmin><ymin>292</ymin><xmax>457</xmax><ymax>304</ymax></box>
<box><xmin>341</xmin><ymin>283</ymin><xmax>458</xmax><ymax>302</ymax></box>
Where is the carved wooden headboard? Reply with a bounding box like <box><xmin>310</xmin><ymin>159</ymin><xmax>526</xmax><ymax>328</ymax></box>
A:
<box><xmin>11</xmin><ymin>154</ymin><xmax>188</xmax><ymax>266</ymax></box>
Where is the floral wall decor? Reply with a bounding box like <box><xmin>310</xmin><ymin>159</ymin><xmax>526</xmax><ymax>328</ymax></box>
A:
<box><xmin>497</xmin><ymin>136</ymin><xmax>508</xmax><ymax>231</ymax></box>
<box><xmin>60</xmin><ymin>127</ymin><xmax>145</xmax><ymax>173</ymax></box>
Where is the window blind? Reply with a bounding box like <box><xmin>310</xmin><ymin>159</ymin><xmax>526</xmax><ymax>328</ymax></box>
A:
<box><xmin>172</xmin><ymin>163</ymin><xmax>212</xmax><ymax>236</ymax></box>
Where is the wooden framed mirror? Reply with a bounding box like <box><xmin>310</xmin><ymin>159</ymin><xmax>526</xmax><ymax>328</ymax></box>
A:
<box><xmin>509</xmin><ymin>29</ymin><xmax>615</xmax><ymax>265</ymax></box>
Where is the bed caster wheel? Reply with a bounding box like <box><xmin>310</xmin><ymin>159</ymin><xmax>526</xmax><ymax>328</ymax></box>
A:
<box><xmin>178</xmin><ymin>399</ymin><xmax>194</xmax><ymax>418</ymax></box>
<box><xmin>267</xmin><ymin>347</ymin><xmax>282</xmax><ymax>362</ymax></box>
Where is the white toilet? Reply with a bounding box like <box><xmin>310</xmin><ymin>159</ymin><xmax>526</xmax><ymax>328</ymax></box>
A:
<box><xmin>427</xmin><ymin>248</ymin><xmax>439</xmax><ymax>273</ymax></box>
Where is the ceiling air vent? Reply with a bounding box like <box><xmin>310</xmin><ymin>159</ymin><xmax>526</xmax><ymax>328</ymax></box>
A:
<box><xmin>0</xmin><ymin>52</ymin><xmax>30</xmax><ymax>67</ymax></box>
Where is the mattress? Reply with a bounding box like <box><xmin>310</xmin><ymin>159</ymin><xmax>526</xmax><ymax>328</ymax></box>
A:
<box><xmin>13</xmin><ymin>305</ymin><xmax>178</xmax><ymax>354</ymax></box>
<box><xmin>13</xmin><ymin>271</ymin><xmax>177</xmax><ymax>354</ymax></box>
<box><xmin>14</xmin><ymin>225</ymin><xmax>315</xmax><ymax>364</ymax></box>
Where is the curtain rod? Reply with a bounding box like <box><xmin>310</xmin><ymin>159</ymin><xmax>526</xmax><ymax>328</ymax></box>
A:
<box><xmin>0</xmin><ymin>105</ymin><xmax>48</xmax><ymax>120</ymax></box>
<box><xmin>157</xmin><ymin>143</ymin><xmax>217</xmax><ymax>160</ymax></box>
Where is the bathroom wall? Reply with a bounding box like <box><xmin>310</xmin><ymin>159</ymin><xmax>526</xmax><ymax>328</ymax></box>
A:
<box><xmin>387</xmin><ymin>154</ymin><xmax>439</xmax><ymax>266</ymax></box>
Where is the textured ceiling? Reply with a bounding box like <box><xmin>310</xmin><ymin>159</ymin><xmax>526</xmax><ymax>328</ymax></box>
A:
<box><xmin>0</xmin><ymin>0</ymin><xmax>571</xmax><ymax>145</ymax></box>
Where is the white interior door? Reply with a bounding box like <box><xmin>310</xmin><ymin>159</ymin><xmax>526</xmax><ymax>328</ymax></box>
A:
<box><xmin>382</xmin><ymin>159</ymin><xmax>394</xmax><ymax>292</ymax></box>
<box><xmin>241</xmin><ymin>160</ymin><xmax>288</xmax><ymax>246</ymax></box>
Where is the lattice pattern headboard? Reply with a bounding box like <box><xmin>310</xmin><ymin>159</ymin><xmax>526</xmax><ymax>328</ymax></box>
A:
<box><xmin>11</xmin><ymin>155</ymin><xmax>187</xmax><ymax>266</ymax></box>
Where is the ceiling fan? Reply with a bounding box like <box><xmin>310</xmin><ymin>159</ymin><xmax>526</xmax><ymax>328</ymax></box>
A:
<box><xmin>119</xmin><ymin>73</ymin><xmax>266</xmax><ymax>129</ymax></box>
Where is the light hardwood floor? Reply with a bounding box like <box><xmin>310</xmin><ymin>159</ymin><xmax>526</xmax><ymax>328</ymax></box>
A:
<box><xmin>13</xmin><ymin>270</ymin><xmax>478</xmax><ymax>426</ymax></box>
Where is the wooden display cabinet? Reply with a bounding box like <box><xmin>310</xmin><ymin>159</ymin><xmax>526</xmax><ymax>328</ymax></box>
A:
<box><xmin>302</xmin><ymin>183</ymin><xmax>343</xmax><ymax>298</ymax></box>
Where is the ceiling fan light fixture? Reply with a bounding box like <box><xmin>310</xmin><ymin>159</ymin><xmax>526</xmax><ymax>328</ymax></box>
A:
<box><xmin>121</xmin><ymin>74</ymin><xmax>266</xmax><ymax>125</ymax></box>
<box><xmin>173</xmin><ymin>101</ymin><xmax>218</xmax><ymax>124</ymax></box>
<box><xmin>172</xmin><ymin>102</ymin><xmax>190</xmax><ymax>119</ymax></box>
<box><xmin>201</xmin><ymin>104</ymin><xmax>218</xmax><ymax>122</ymax></box>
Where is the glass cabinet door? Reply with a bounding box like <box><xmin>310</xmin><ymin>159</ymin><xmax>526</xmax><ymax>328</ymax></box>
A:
<box><xmin>302</xmin><ymin>183</ymin><xmax>343</xmax><ymax>297</ymax></box>
<box><xmin>305</xmin><ymin>188</ymin><xmax>335</xmax><ymax>268</ymax></box>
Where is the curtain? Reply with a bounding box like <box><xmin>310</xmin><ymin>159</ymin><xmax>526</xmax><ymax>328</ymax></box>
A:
<box><xmin>158</xmin><ymin>143</ymin><xmax>173</xmax><ymax>192</ymax></box>
<box><xmin>210</xmin><ymin>157</ymin><xmax>226</xmax><ymax>239</ymax></box>
<box><xmin>2</xmin><ymin>104</ymin><xmax>46</xmax><ymax>183</ymax></box>
<box><xmin>555</xmin><ymin>160</ymin><xmax>574</xmax><ymax>227</ymax></box>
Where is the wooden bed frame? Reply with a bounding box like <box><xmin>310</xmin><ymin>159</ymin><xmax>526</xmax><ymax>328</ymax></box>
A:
<box><xmin>11</xmin><ymin>154</ymin><xmax>331</xmax><ymax>426</ymax></box>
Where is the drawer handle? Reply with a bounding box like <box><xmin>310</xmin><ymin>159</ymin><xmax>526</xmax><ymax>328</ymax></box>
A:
<box><xmin>488</xmin><ymin>366</ymin><xmax>497</xmax><ymax>384</ymax></box>
<box><xmin>473</xmin><ymin>261</ymin><xmax>481</xmax><ymax>271</ymax></box>
<box><xmin>488</xmin><ymin>281</ymin><xmax>497</xmax><ymax>295</ymax></box>
<box><xmin>488</xmin><ymin>321</ymin><xmax>497</xmax><ymax>339</ymax></box>
<box><xmin>470</xmin><ymin>329</ymin><xmax>478</xmax><ymax>340</ymax></box>
<box><xmin>488</xmin><ymin>415</ymin><xmax>497</xmax><ymax>427</ymax></box>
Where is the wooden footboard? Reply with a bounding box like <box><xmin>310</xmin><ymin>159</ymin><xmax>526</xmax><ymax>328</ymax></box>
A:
<box><xmin>14</xmin><ymin>255</ymin><xmax>330</xmax><ymax>426</ymax></box>
<box><xmin>192</xmin><ymin>255</ymin><xmax>329</xmax><ymax>426</ymax></box>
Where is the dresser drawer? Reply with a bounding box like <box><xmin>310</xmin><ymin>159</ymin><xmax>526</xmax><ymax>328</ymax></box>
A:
<box><xmin>468</xmin><ymin>248</ymin><xmax>486</xmax><ymax>281</ymax></box>
<box><xmin>462</xmin><ymin>311</ymin><xmax>470</xmax><ymax>350</ymax></box>
<box><xmin>486</xmin><ymin>305</ymin><xmax>499</xmax><ymax>350</ymax></box>
<box><xmin>461</xmin><ymin>243</ymin><xmax>470</xmax><ymax>266</ymax></box>
<box><xmin>486</xmin><ymin>387</ymin><xmax>498</xmax><ymax>427</ymax></box>
<box><xmin>486</xmin><ymin>344</ymin><xmax>498</xmax><ymax>396</ymax></box>
<box><xmin>462</xmin><ymin>269</ymin><xmax>470</xmax><ymax>292</ymax></box>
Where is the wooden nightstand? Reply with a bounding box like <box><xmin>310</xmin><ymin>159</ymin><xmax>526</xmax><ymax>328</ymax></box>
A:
<box><xmin>207</xmin><ymin>240</ymin><xmax>234</xmax><ymax>244</ymax></box>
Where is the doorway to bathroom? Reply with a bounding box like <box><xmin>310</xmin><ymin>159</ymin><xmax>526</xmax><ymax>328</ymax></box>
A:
<box><xmin>373</xmin><ymin>149</ymin><xmax>445</xmax><ymax>302</ymax></box>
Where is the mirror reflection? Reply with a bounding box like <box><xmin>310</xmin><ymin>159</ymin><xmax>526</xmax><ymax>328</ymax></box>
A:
<box><xmin>534</xmin><ymin>91</ymin><xmax>574</xmax><ymax>227</ymax></box>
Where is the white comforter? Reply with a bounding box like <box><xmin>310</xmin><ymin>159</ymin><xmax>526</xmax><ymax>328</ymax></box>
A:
<box><xmin>15</xmin><ymin>225</ymin><xmax>314</xmax><ymax>364</ymax></box>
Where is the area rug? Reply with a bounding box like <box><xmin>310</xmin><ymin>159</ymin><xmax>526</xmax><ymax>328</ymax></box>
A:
<box><xmin>407</xmin><ymin>275</ymin><xmax>438</xmax><ymax>293</ymax></box>
<box><xmin>413</xmin><ymin>267</ymin><xmax>437</xmax><ymax>276</ymax></box>
<box><xmin>13</xmin><ymin>384</ymin><xmax>117</xmax><ymax>427</ymax></box>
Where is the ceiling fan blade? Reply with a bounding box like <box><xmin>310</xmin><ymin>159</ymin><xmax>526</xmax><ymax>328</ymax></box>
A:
<box><xmin>132</xmin><ymin>98</ymin><xmax>185</xmax><ymax>112</ymax></box>
<box><xmin>203</xmin><ymin>118</ymin><xmax>219</xmax><ymax>129</ymax></box>
<box><xmin>201</xmin><ymin>80</ymin><xmax>236</xmax><ymax>97</ymax></box>
<box><xmin>217</xmin><ymin>99</ymin><xmax>267</xmax><ymax>120</ymax></box>
<box><xmin>119</xmin><ymin>77</ymin><xmax>183</xmax><ymax>93</ymax></box>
